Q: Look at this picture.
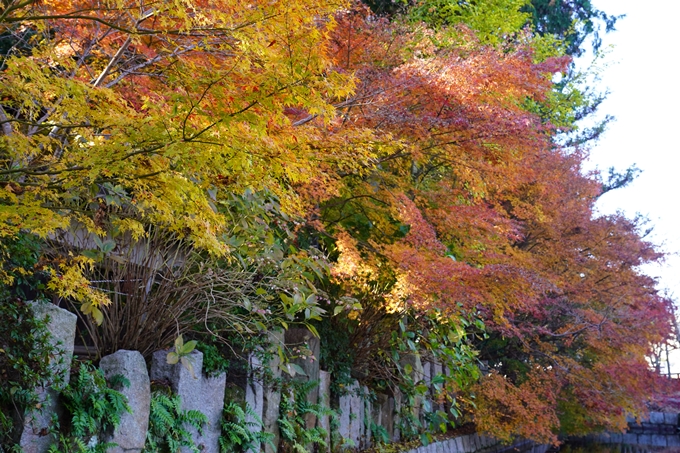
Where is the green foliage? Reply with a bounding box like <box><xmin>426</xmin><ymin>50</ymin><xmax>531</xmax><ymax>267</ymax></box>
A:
<box><xmin>0</xmin><ymin>298</ymin><xmax>61</xmax><ymax>445</ymax></box>
<box><xmin>409</xmin><ymin>0</ymin><xmax>531</xmax><ymax>45</ymax></box>
<box><xmin>522</xmin><ymin>0</ymin><xmax>621</xmax><ymax>56</ymax></box>
<box><xmin>195</xmin><ymin>342</ymin><xmax>231</xmax><ymax>378</ymax></box>
<box><xmin>219</xmin><ymin>402</ymin><xmax>274</xmax><ymax>453</ymax></box>
<box><xmin>48</xmin><ymin>363</ymin><xmax>130</xmax><ymax>453</ymax></box>
<box><xmin>317</xmin><ymin>317</ymin><xmax>356</xmax><ymax>397</ymax></box>
<box><xmin>370</xmin><ymin>421</ymin><xmax>390</xmax><ymax>446</ymax></box>
<box><xmin>0</xmin><ymin>234</ymin><xmax>60</xmax><ymax>446</ymax></box>
<box><xmin>144</xmin><ymin>389</ymin><xmax>208</xmax><ymax>453</ymax></box>
<box><xmin>166</xmin><ymin>336</ymin><xmax>198</xmax><ymax>378</ymax></box>
<box><xmin>278</xmin><ymin>380</ymin><xmax>332</xmax><ymax>453</ymax></box>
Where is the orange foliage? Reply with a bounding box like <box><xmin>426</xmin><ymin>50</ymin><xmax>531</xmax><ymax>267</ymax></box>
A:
<box><xmin>312</xmin><ymin>4</ymin><xmax>675</xmax><ymax>440</ymax></box>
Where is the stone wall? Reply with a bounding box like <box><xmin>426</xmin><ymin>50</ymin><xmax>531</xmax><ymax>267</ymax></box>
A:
<box><xmin>396</xmin><ymin>434</ymin><xmax>550</xmax><ymax>453</ymax></box>
<box><xmin>578</xmin><ymin>412</ymin><xmax>680</xmax><ymax>450</ymax></box>
<box><xmin>9</xmin><ymin>303</ymin><xmax>550</xmax><ymax>453</ymax></box>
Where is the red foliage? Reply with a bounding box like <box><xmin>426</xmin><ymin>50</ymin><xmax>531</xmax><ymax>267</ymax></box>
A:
<box><xmin>313</xmin><ymin>5</ymin><xmax>675</xmax><ymax>440</ymax></box>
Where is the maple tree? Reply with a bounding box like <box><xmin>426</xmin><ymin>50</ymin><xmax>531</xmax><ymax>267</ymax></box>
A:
<box><xmin>0</xmin><ymin>0</ymin><xmax>673</xmax><ymax>445</ymax></box>
<box><xmin>0</xmin><ymin>0</ymin><xmax>361</xmax><ymax>319</ymax></box>
<box><xmin>305</xmin><ymin>2</ymin><xmax>675</xmax><ymax>443</ymax></box>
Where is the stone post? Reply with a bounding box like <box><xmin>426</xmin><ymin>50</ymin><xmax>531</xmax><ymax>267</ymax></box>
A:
<box><xmin>262</xmin><ymin>329</ymin><xmax>284</xmax><ymax>453</ymax></box>
<box><xmin>317</xmin><ymin>370</ymin><xmax>332</xmax><ymax>452</ymax></box>
<box><xmin>244</xmin><ymin>353</ymin><xmax>264</xmax><ymax>453</ymax></box>
<box><xmin>285</xmin><ymin>328</ymin><xmax>321</xmax><ymax>430</ymax></box>
<box><xmin>99</xmin><ymin>350</ymin><xmax>150</xmax><ymax>453</ymax></box>
<box><xmin>18</xmin><ymin>302</ymin><xmax>77</xmax><ymax>453</ymax></box>
<box><xmin>150</xmin><ymin>349</ymin><xmax>226</xmax><ymax>453</ymax></box>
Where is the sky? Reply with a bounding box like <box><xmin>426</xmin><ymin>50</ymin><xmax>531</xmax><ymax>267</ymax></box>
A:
<box><xmin>579</xmin><ymin>1</ymin><xmax>680</xmax><ymax>370</ymax></box>
<box><xmin>580</xmin><ymin>0</ymin><xmax>680</xmax><ymax>297</ymax></box>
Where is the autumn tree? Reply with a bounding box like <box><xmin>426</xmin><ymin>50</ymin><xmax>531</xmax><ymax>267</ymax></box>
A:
<box><xmin>0</xmin><ymin>0</ymin><xmax>362</xmax><ymax>319</ymax></box>
<box><xmin>304</xmin><ymin>3</ymin><xmax>674</xmax><ymax>443</ymax></box>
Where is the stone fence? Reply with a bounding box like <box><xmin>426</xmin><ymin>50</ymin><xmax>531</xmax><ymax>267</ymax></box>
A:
<box><xmin>13</xmin><ymin>302</ymin><xmax>534</xmax><ymax>453</ymax></box>
<box><xmin>396</xmin><ymin>434</ymin><xmax>549</xmax><ymax>453</ymax></box>
<box><xmin>573</xmin><ymin>412</ymin><xmax>680</xmax><ymax>450</ymax></box>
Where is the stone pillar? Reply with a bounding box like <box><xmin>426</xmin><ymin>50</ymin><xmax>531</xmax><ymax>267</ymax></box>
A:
<box><xmin>18</xmin><ymin>302</ymin><xmax>77</xmax><ymax>453</ymax></box>
<box><xmin>317</xmin><ymin>370</ymin><xmax>331</xmax><ymax>452</ymax></box>
<box><xmin>100</xmin><ymin>350</ymin><xmax>150</xmax><ymax>453</ymax></box>
<box><xmin>362</xmin><ymin>386</ymin><xmax>372</xmax><ymax>448</ymax></box>
<box><xmin>338</xmin><ymin>381</ymin><xmax>371</xmax><ymax>448</ymax></box>
<box><xmin>150</xmin><ymin>349</ymin><xmax>226</xmax><ymax>453</ymax></box>
<box><xmin>392</xmin><ymin>389</ymin><xmax>403</xmax><ymax>442</ymax></box>
<box><xmin>348</xmin><ymin>382</ymin><xmax>363</xmax><ymax>447</ymax></box>
<box><xmin>285</xmin><ymin>328</ymin><xmax>321</xmax><ymax>430</ymax></box>
<box><xmin>400</xmin><ymin>353</ymin><xmax>425</xmax><ymax>421</ymax></box>
<box><xmin>262</xmin><ymin>329</ymin><xmax>284</xmax><ymax>453</ymax></box>
<box><xmin>338</xmin><ymin>382</ymin><xmax>353</xmax><ymax>445</ymax></box>
<box><xmin>245</xmin><ymin>353</ymin><xmax>264</xmax><ymax>453</ymax></box>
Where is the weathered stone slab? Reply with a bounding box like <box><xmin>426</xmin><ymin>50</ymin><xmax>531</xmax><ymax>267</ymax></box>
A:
<box><xmin>460</xmin><ymin>435</ymin><xmax>471</xmax><ymax>453</ymax></box>
<box><xmin>666</xmin><ymin>434</ymin><xmax>680</xmax><ymax>446</ymax></box>
<box><xmin>317</xmin><ymin>370</ymin><xmax>331</xmax><ymax>452</ymax></box>
<box><xmin>371</xmin><ymin>393</ymin><xmax>385</xmax><ymax>438</ymax></box>
<box><xmin>471</xmin><ymin>434</ymin><xmax>480</xmax><ymax>451</ymax></box>
<box><xmin>100</xmin><ymin>350</ymin><xmax>150</xmax><ymax>453</ymax></box>
<box><xmin>348</xmin><ymin>382</ymin><xmax>363</xmax><ymax>447</ymax></box>
<box><xmin>392</xmin><ymin>390</ymin><xmax>402</xmax><ymax>442</ymax></box>
<box><xmin>400</xmin><ymin>353</ymin><xmax>424</xmax><ymax>420</ymax></box>
<box><xmin>19</xmin><ymin>302</ymin><xmax>77</xmax><ymax>453</ymax></box>
<box><xmin>622</xmin><ymin>433</ymin><xmax>638</xmax><ymax>444</ymax></box>
<box><xmin>245</xmin><ymin>353</ymin><xmax>264</xmax><ymax>453</ymax></box>
<box><xmin>454</xmin><ymin>436</ymin><xmax>464</xmax><ymax>453</ymax></box>
<box><xmin>338</xmin><ymin>382</ymin><xmax>352</xmax><ymax>446</ymax></box>
<box><xmin>363</xmin><ymin>386</ymin><xmax>372</xmax><ymax>448</ymax></box>
<box><xmin>607</xmin><ymin>433</ymin><xmax>622</xmax><ymax>443</ymax></box>
<box><xmin>150</xmin><ymin>349</ymin><xmax>226</xmax><ymax>453</ymax></box>
<box><xmin>651</xmin><ymin>434</ymin><xmax>668</xmax><ymax>447</ymax></box>
<box><xmin>262</xmin><ymin>329</ymin><xmax>284</xmax><ymax>453</ymax></box>
<box><xmin>637</xmin><ymin>433</ymin><xmax>653</xmax><ymax>445</ymax></box>
<box><xmin>285</xmin><ymin>328</ymin><xmax>321</xmax><ymax>429</ymax></box>
<box><xmin>338</xmin><ymin>381</ymin><xmax>372</xmax><ymax>449</ymax></box>
<box><xmin>664</xmin><ymin>412</ymin><xmax>678</xmax><ymax>425</ymax></box>
<box><xmin>649</xmin><ymin>412</ymin><xmax>664</xmax><ymax>424</ymax></box>
<box><xmin>423</xmin><ymin>361</ymin><xmax>432</xmax><ymax>385</ymax></box>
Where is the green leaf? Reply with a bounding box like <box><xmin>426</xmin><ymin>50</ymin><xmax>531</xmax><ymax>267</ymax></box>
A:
<box><xmin>181</xmin><ymin>340</ymin><xmax>197</xmax><ymax>355</ymax></box>
<box><xmin>181</xmin><ymin>356</ymin><xmax>197</xmax><ymax>379</ymax></box>
<box><xmin>100</xmin><ymin>239</ymin><xmax>116</xmax><ymax>253</ymax></box>
<box><xmin>167</xmin><ymin>351</ymin><xmax>180</xmax><ymax>365</ymax></box>
<box><xmin>306</xmin><ymin>323</ymin><xmax>319</xmax><ymax>338</ymax></box>
<box><xmin>82</xmin><ymin>249</ymin><xmax>101</xmax><ymax>261</ymax></box>
<box><xmin>174</xmin><ymin>335</ymin><xmax>185</xmax><ymax>351</ymax></box>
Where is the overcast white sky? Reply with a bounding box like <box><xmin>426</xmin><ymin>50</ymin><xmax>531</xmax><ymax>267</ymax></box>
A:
<box><xmin>580</xmin><ymin>0</ymin><xmax>680</xmax><ymax>299</ymax></box>
<box><xmin>579</xmin><ymin>0</ymin><xmax>680</xmax><ymax>371</ymax></box>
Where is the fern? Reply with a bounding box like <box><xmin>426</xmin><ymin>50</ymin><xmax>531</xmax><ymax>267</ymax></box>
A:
<box><xmin>219</xmin><ymin>401</ymin><xmax>274</xmax><ymax>453</ymax></box>
<box><xmin>144</xmin><ymin>389</ymin><xmax>208</xmax><ymax>453</ymax></box>
<box><xmin>278</xmin><ymin>380</ymin><xmax>334</xmax><ymax>453</ymax></box>
<box><xmin>49</xmin><ymin>363</ymin><xmax>130</xmax><ymax>453</ymax></box>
